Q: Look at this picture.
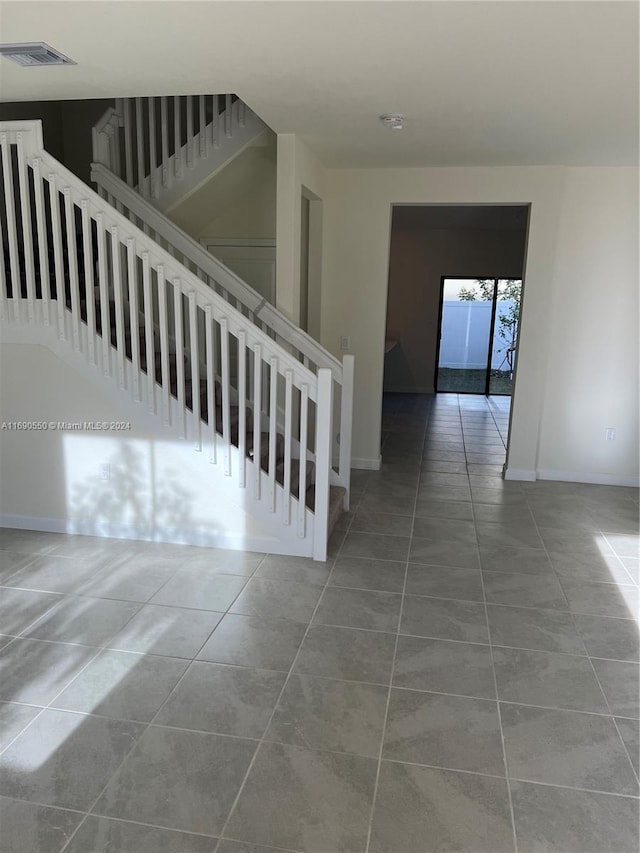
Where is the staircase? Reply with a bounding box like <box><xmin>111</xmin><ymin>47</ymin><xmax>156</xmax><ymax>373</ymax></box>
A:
<box><xmin>92</xmin><ymin>95</ymin><xmax>268</xmax><ymax>213</ymax></box>
<box><xmin>0</xmin><ymin>120</ymin><xmax>353</xmax><ymax>560</ymax></box>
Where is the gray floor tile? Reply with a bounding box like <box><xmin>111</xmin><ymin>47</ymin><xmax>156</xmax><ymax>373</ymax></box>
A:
<box><xmin>476</xmin><ymin>522</ymin><xmax>543</xmax><ymax>550</ymax></box>
<box><xmin>473</xmin><ymin>504</ymin><xmax>535</xmax><ymax>525</ymax></box>
<box><xmin>0</xmin><ymin>529</ymin><xmax>59</xmax><ymax>555</ymax></box>
<box><xmin>329</xmin><ymin>556</ymin><xmax>406</xmax><ymax>593</ymax></box>
<box><xmin>409</xmin><ymin>538</ymin><xmax>480</xmax><ymax>569</ymax></box>
<box><xmin>358</xmin><ymin>491</ymin><xmax>416</xmax><ymax>516</ymax></box>
<box><xmin>225</xmin><ymin>742</ymin><xmax>377</xmax><ymax>852</ymax></box>
<box><xmin>492</xmin><ymin>647</ymin><xmax>609</xmax><ymax>712</ymax></box>
<box><xmin>313</xmin><ymin>587</ymin><xmax>402</xmax><ymax>632</ymax></box>
<box><xmin>471</xmin><ymin>488</ymin><xmax>527</xmax><ymax>506</ymax></box>
<box><xmin>294</xmin><ymin>625</ymin><xmax>396</xmax><ymax>684</ymax></box>
<box><xmin>52</xmin><ymin>650</ymin><xmax>188</xmax><ymax>721</ymax></box>
<box><xmin>0</xmin><ymin>587</ymin><xmax>63</xmax><ymax>635</ymax></box>
<box><xmin>265</xmin><ymin>674</ymin><xmax>388</xmax><ymax>757</ymax></box>
<box><xmin>401</xmin><ymin>595</ymin><xmax>489</xmax><ymax>644</ymax></box>
<box><xmin>620</xmin><ymin>557</ymin><xmax>640</xmax><ymax>583</ymax></box>
<box><xmin>420</xmin><ymin>472</ymin><xmax>470</xmax><ymax>487</ymax></box>
<box><xmin>350</xmin><ymin>510</ymin><xmax>413</xmax><ymax>537</ymax></box>
<box><xmin>108</xmin><ymin>604</ymin><xmax>222</xmax><ymax>658</ymax></box>
<box><xmin>414</xmin><ymin>499</ymin><xmax>474</xmax><ymax>521</ymax></box>
<box><xmin>197</xmin><ymin>614</ymin><xmax>306</xmax><ymax>671</ymax></box>
<box><xmin>479</xmin><ymin>545</ymin><xmax>554</xmax><ymax>575</ymax></box>
<box><xmin>420</xmin><ymin>459</ymin><xmax>468</xmax><ymax>474</ymax></box>
<box><xmin>79</xmin><ymin>560</ymin><xmax>177</xmax><ymax>603</ymax></box>
<box><xmin>0</xmin><ymin>637</ymin><xmax>97</xmax><ymax>705</ymax></box>
<box><xmin>341</xmin><ymin>531</ymin><xmax>410</xmax><ymax>561</ymax></box>
<box><xmin>417</xmin><ymin>485</ymin><xmax>472</xmax><ymax>503</ymax></box>
<box><xmin>93</xmin><ymin>726</ymin><xmax>256</xmax><ymax>836</ymax></box>
<box><xmin>255</xmin><ymin>554</ymin><xmax>332</xmax><ymax>585</ymax></box>
<box><xmin>405</xmin><ymin>564</ymin><xmax>484</xmax><ymax>602</ymax></box>
<box><xmin>24</xmin><ymin>595</ymin><xmax>141</xmax><ymax>646</ymax></box>
<box><xmin>0</xmin><ymin>701</ymin><xmax>41</xmax><ymax>752</ymax></box>
<box><xmin>548</xmin><ymin>550</ymin><xmax>633</xmax><ymax>584</ymax></box>
<box><xmin>150</xmin><ymin>570</ymin><xmax>248</xmax><ymax>611</ymax></box>
<box><xmin>412</xmin><ymin>517</ymin><xmax>477</xmax><ymax>545</ymax></box>
<box><xmin>184</xmin><ymin>548</ymin><xmax>265</xmax><ymax>575</ymax></box>
<box><xmin>0</xmin><ymin>796</ymin><xmax>83</xmax><ymax>853</ymax></box>
<box><xmin>155</xmin><ymin>661</ymin><xmax>285</xmax><ymax>737</ymax></box>
<box><xmin>537</xmin><ymin>527</ymin><xmax>613</xmax><ymax>556</ymax></box>
<box><xmin>592</xmin><ymin>658</ymin><xmax>639</xmax><ymax>718</ymax></box>
<box><xmin>64</xmin><ymin>816</ymin><xmax>217</xmax><ymax>852</ymax></box>
<box><xmin>48</xmin><ymin>534</ymin><xmax>131</xmax><ymax>560</ymax></box>
<box><xmin>217</xmin><ymin>842</ymin><xmax>284</xmax><ymax>853</ymax></box>
<box><xmin>230</xmin><ymin>578</ymin><xmax>323</xmax><ymax>623</ymax></box>
<box><xmin>487</xmin><ymin>604</ymin><xmax>587</xmax><ymax>654</ymax></box>
<box><xmin>501</xmin><ymin>703</ymin><xmax>639</xmax><ymax>795</ymax></box>
<box><xmin>4</xmin><ymin>554</ymin><xmax>105</xmax><ymax>594</ymax></box>
<box><xmin>559</xmin><ymin>577</ymin><xmax>639</xmax><ymax>618</ymax></box>
<box><xmin>510</xmin><ymin>780</ymin><xmax>640</xmax><ymax>853</ymax></box>
<box><xmin>383</xmin><ymin>689</ymin><xmax>505</xmax><ymax>775</ymax></box>
<box><xmin>0</xmin><ymin>709</ymin><xmax>144</xmax><ymax>810</ymax></box>
<box><xmin>615</xmin><ymin>717</ymin><xmax>640</xmax><ymax>775</ymax></box>
<box><xmin>482</xmin><ymin>571</ymin><xmax>569</xmax><ymax>611</ymax></box>
<box><xmin>606</xmin><ymin>533</ymin><xmax>640</xmax><ymax>559</ymax></box>
<box><xmin>573</xmin><ymin>613</ymin><xmax>640</xmax><ymax>661</ymax></box>
<box><xmin>0</xmin><ymin>550</ymin><xmax>35</xmax><ymax>584</ymax></box>
<box><xmin>393</xmin><ymin>635</ymin><xmax>496</xmax><ymax>699</ymax></box>
<box><xmin>369</xmin><ymin>761</ymin><xmax>514</xmax><ymax>853</ymax></box>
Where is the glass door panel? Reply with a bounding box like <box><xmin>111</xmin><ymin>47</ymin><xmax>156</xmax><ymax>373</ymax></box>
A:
<box><xmin>436</xmin><ymin>279</ymin><xmax>494</xmax><ymax>394</ymax></box>
<box><xmin>489</xmin><ymin>279</ymin><xmax>522</xmax><ymax>396</ymax></box>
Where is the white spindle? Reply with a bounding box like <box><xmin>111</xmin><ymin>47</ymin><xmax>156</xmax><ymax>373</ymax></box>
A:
<box><xmin>239</xmin><ymin>100</ymin><xmax>247</xmax><ymax>127</ymax></box>
<box><xmin>1</xmin><ymin>134</ymin><xmax>21</xmax><ymax>320</ymax></box>
<box><xmin>225</xmin><ymin>94</ymin><xmax>232</xmax><ymax>138</ymax></box>
<box><xmin>338</xmin><ymin>354</ymin><xmax>355</xmax><ymax>509</ymax></box>
<box><xmin>32</xmin><ymin>158</ymin><xmax>50</xmax><ymax>323</ymax></box>
<box><xmin>126</xmin><ymin>239</ymin><xmax>140</xmax><ymax>401</ymax></box>
<box><xmin>253</xmin><ymin>343</ymin><xmax>262</xmax><ymax>498</ymax></box>
<box><xmin>268</xmin><ymin>357</ymin><xmax>278</xmax><ymax>511</ymax></box>
<box><xmin>148</xmin><ymin>98</ymin><xmax>158</xmax><ymax>197</ymax></box>
<box><xmin>160</xmin><ymin>97</ymin><xmax>169</xmax><ymax>188</ymax></box>
<box><xmin>47</xmin><ymin>174</ymin><xmax>65</xmax><ymax>337</ymax></box>
<box><xmin>188</xmin><ymin>291</ymin><xmax>201</xmax><ymax>449</ymax></box>
<box><xmin>174</xmin><ymin>96</ymin><xmax>183</xmax><ymax>177</ymax></box>
<box><xmin>16</xmin><ymin>134</ymin><xmax>36</xmax><ymax>322</ymax></box>
<box><xmin>298</xmin><ymin>384</ymin><xmax>309</xmax><ymax>538</ymax></box>
<box><xmin>110</xmin><ymin>226</ymin><xmax>126</xmax><ymax>389</ymax></box>
<box><xmin>205</xmin><ymin>305</ymin><xmax>216</xmax><ymax>463</ymax></box>
<box><xmin>198</xmin><ymin>95</ymin><xmax>206</xmax><ymax>159</ymax></box>
<box><xmin>313</xmin><ymin>369</ymin><xmax>333</xmax><ymax>561</ymax></box>
<box><xmin>237</xmin><ymin>330</ymin><xmax>247</xmax><ymax>486</ymax></box>
<box><xmin>80</xmin><ymin>202</ymin><xmax>96</xmax><ymax>363</ymax></box>
<box><xmin>186</xmin><ymin>97</ymin><xmax>194</xmax><ymax>167</ymax></box>
<box><xmin>173</xmin><ymin>280</ymin><xmax>186</xmax><ymax>436</ymax></box>
<box><xmin>212</xmin><ymin>95</ymin><xmax>220</xmax><ymax>148</ymax></box>
<box><xmin>135</xmin><ymin>98</ymin><xmax>145</xmax><ymax>192</ymax></box>
<box><xmin>62</xmin><ymin>189</ymin><xmax>81</xmax><ymax>350</ymax></box>
<box><xmin>283</xmin><ymin>370</ymin><xmax>293</xmax><ymax>524</ymax></box>
<box><xmin>220</xmin><ymin>318</ymin><xmax>231</xmax><ymax>475</ymax></box>
<box><xmin>123</xmin><ymin>99</ymin><xmax>133</xmax><ymax>186</ymax></box>
<box><xmin>141</xmin><ymin>252</ymin><xmax>155</xmax><ymax>413</ymax></box>
<box><xmin>157</xmin><ymin>264</ymin><xmax>171</xmax><ymax>425</ymax></box>
<box><xmin>95</xmin><ymin>214</ymin><xmax>110</xmax><ymax>375</ymax></box>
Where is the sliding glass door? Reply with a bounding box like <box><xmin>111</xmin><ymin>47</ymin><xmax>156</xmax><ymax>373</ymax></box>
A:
<box><xmin>436</xmin><ymin>278</ymin><xmax>522</xmax><ymax>396</ymax></box>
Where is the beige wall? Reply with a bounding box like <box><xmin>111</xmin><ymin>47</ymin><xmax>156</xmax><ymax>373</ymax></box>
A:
<box><xmin>317</xmin><ymin>162</ymin><xmax>638</xmax><ymax>483</ymax></box>
<box><xmin>384</xmin><ymin>225</ymin><xmax>526</xmax><ymax>393</ymax></box>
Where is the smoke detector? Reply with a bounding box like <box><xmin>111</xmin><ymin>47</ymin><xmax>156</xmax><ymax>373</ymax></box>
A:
<box><xmin>0</xmin><ymin>42</ymin><xmax>76</xmax><ymax>67</ymax></box>
<box><xmin>380</xmin><ymin>113</ymin><xmax>405</xmax><ymax>130</ymax></box>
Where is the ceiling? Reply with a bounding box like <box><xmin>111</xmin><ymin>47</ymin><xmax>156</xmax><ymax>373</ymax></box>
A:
<box><xmin>0</xmin><ymin>1</ymin><xmax>637</xmax><ymax>168</ymax></box>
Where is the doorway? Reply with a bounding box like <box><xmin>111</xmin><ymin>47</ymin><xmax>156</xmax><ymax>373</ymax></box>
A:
<box><xmin>435</xmin><ymin>277</ymin><xmax>523</xmax><ymax>396</ymax></box>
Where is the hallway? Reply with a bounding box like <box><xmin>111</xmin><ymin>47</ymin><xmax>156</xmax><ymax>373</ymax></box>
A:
<box><xmin>0</xmin><ymin>393</ymin><xmax>638</xmax><ymax>852</ymax></box>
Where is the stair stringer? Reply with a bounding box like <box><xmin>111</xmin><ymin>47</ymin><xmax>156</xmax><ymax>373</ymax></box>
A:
<box><xmin>0</xmin><ymin>302</ymin><xmax>317</xmax><ymax>558</ymax></box>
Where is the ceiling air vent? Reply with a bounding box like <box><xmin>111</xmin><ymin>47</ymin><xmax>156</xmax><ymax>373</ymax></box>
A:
<box><xmin>0</xmin><ymin>42</ymin><xmax>76</xmax><ymax>67</ymax></box>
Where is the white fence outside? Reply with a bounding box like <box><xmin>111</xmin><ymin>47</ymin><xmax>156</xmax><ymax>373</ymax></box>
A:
<box><xmin>439</xmin><ymin>300</ymin><xmax>518</xmax><ymax>371</ymax></box>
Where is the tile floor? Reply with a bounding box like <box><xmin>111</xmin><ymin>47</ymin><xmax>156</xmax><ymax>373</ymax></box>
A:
<box><xmin>0</xmin><ymin>392</ymin><xmax>639</xmax><ymax>852</ymax></box>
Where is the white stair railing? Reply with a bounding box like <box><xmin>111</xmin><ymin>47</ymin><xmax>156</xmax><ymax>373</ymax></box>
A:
<box><xmin>0</xmin><ymin>120</ymin><xmax>338</xmax><ymax>560</ymax></box>
<box><xmin>93</xmin><ymin>95</ymin><xmax>263</xmax><ymax>209</ymax></box>
<box><xmin>91</xmin><ymin>161</ymin><xmax>354</xmax><ymax>505</ymax></box>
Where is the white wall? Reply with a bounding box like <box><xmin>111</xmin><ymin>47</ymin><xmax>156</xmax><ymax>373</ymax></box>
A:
<box><xmin>318</xmin><ymin>162</ymin><xmax>638</xmax><ymax>484</ymax></box>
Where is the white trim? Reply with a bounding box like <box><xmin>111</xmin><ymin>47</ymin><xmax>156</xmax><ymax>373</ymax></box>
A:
<box><xmin>536</xmin><ymin>469</ymin><xmax>640</xmax><ymax>488</ymax></box>
<box><xmin>0</xmin><ymin>515</ymin><xmax>313</xmax><ymax>557</ymax></box>
<box><xmin>352</xmin><ymin>455</ymin><xmax>382</xmax><ymax>470</ymax></box>
<box><xmin>504</xmin><ymin>467</ymin><xmax>537</xmax><ymax>481</ymax></box>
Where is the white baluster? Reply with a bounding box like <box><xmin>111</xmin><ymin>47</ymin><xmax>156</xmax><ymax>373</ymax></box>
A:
<box><xmin>47</xmin><ymin>173</ymin><xmax>65</xmax><ymax>337</ymax></box>
<box><xmin>283</xmin><ymin>370</ymin><xmax>293</xmax><ymax>524</ymax></box>
<box><xmin>225</xmin><ymin>94</ymin><xmax>232</xmax><ymax>138</ymax></box>
<box><xmin>157</xmin><ymin>264</ymin><xmax>171</xmax><ymax>425</ymax></box>
<box><xmin>95</xmin><ymin>213</ymin><xmax>110</xmax><ymax>375</ymax></box>
<box><xmin>32</xmin><ymin>158</ymin><xmax>50</xmax><ymax>324</ymax></box>
<box><xmin>205</xmin><ymin>304</ymin><xmax>216</xmax><ymax>463</ymax></box>
<box><xmin>123</xmin><ymin>99</ymin><xmax>133</xmax><ymax>186</ymax></box>
<box><xmin>198</xmin><ymin>95</ymin><xmax>206</xmax><ymax>159</ymax></box>
<box><xmin>135</xmin><ymin>98</ymin><xmax>145</xmax><ymax>192</ymax></box>
<box><xmin>126</xmin><ymin>239</ymin><xmax>140</xmax><ymax>401</ymax></box>
<box><xmin>338</xmin><ymin>354</ymin><xmax>355</xmax><ymax>509</ymax></box>
<box><xmin>298</xmin><ymin>384</ymin><xmax>309</xmax><ymax>538</ymax></box>
<box><xmin>141</xmin><ymin>252</ymin><xmax>155</xmax><ymax>413</ymax></box>
<box><xmin>160</xmin><ymin>97</ymin><xmax>169</xmax><ymax>188</ymax></box>
<box><xmin>16</xmin><ymin>134</ymin><xmax>36</xmax><ymax>322</ymax></box>
<box><xmin>253</xmin><ymin>343</ymin><xmax>262</xmax><ymax>498</ymax></box>
<box><xmin>79</xmin><ymin>202</ymin><xmax>95</xmax><ymax>363</ymax></box>
<box><xmin>174</xmin><ymin>96</ymin><xmax>183</xmax><ymax>178</ymax></box>
<box><xmin>1</xmin><ymin>134</ymin><xmax>22</xmax><ymax>321</ymax></box>
<box><xmin>173</xmin><ymin>280</ymin><xmax>186</xmax><ymax>437</ymax></box>
<box><xmin>237</xmin><ymin>330</ymin><xmax>247</xmax><ymax>486</ymax></box>
<box><xmin>212</xmin><ymin>95</ymin><xmax>220</xmax><ymax>148</ymax></box>
<box><xmin>188</xmin><ymin>291</ymin><xmax>201</xmax><ymax>449</ymax></box>
<box><xmin>268</xmin><ymin>357</ymin><xmax>278</xmax><ymax>512</ymax></box>
<box><xmin>148</xmin><ymin>98</ymin><xmax>158</xmax><ymax>198</ymax></box>
<box><xmin>62</xmin><ymin>189</ymin><xmax>81</xmax><ymax>350</ymax></box>
<box><xmin>186</xmin><ymin>97</ymin><xmax>194</xmax><ymax>168</ymax></box>
<box><xmin>110</xmin><ymin>226</ymin><xmax>126</xmax><ymax>389</ymax></box>
<box><xmin>313</xmin><ymin>369</ymin><xmax>333</xmax><ymax>561</ymax></box>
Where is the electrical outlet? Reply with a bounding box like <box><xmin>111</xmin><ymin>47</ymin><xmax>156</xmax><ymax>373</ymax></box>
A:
<box><xmin>605</xmin><ymin>428</ymin><xmax>616</xmax><ymax>442</ymax></box>
<box><xmin>340</xmin><ymin>336</ymin><xmax>350</xmax><ymax>350</ymax></box>
<box><xmin>99</xmin><ymin>463</ymin><xmax>111</xmax><ymax>480</ymax></box>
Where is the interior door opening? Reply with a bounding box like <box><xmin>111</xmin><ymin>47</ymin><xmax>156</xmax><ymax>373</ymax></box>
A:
<box><xmin>435</xmin><ymin>277</ymin><xmax>523</xmax><ymax>397</ymax></box>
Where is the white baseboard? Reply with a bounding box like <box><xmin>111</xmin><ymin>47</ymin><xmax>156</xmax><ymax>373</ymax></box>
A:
<box><xmin>536</xmin><ymin>469</ymin><xmax>640</xmax><ymax>488</ymax></box>
<box><xmin>504</xmin><ymin>468</ymin><xmax>537</xmax><ymax>482</ymax></box>
<box><xmin>0</xmin><ymin>514</ymin><xmax>314</xmax><ymax>558</ymax></box>
<box><xmin>351</xmin><ymin>455</ymin><xmax>382</xmax><ymax>471</ymax></box>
